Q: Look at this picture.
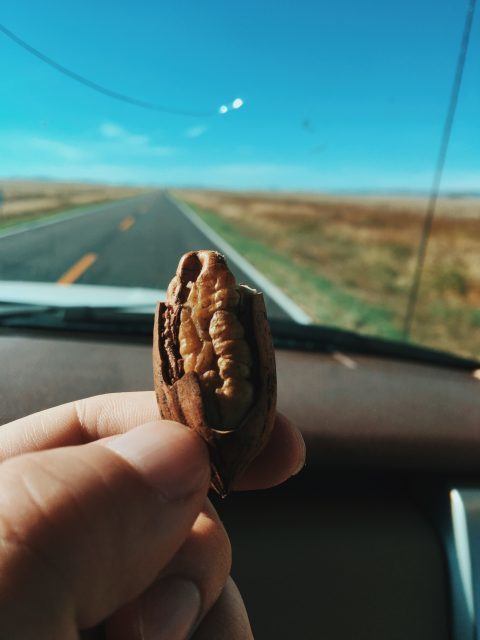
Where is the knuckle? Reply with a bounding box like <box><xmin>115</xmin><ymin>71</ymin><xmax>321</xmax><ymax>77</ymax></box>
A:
<box><xmin>196</xmin><ymin>516</ymin><xmax>232</xmax><ymax>613</ymax></box>
<box><xmin>0</xmin><ymin>456</ymin><xmax>73</xmax><ymax>597</ymax></box>
<box><xmin>196</xmin><ymin>508</ymin><xmax>232</xmax><ymax>578</ymax></box>
<box><xmin>0</xmin><ymin>454</ymin><xmax>62</xmax><ymax>543</ymax></box>
<box><xmin>73</xmin><ymin>397</ymin><xmax>88</xmax><ymax>432</ymax></box>
<box><xmin>212</xmin><ymin>518</ymin><xmax>232</xmax><ymax>576</ymax></box>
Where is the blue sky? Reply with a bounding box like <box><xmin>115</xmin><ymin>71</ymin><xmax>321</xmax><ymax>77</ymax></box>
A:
<box><xmin>1</xmin><ymin>0</ymin><xmax>479</xmax><ymax>191</ymax></box>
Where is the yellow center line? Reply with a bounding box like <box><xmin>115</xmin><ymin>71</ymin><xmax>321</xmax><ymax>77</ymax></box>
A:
<box><xmin>119</xmin><ymin>216</ymin><xmax>135</xmax><ymax>231</ymax></box>
<box><xmin>57</xmin><ymin>253</ymin><xmax>97</xmax><ymax>285</ymax></box>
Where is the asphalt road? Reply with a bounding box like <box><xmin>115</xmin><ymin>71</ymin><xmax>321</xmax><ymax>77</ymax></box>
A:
<box><xmin>0</xmin><ymin>191</ymin><xmax>290</xmax><ymax>319</ymax></box>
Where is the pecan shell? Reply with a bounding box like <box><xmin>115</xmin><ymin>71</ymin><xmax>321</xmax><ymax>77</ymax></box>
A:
<box><xmin>152</xmin><ymin>250</ymin><xmax>277</xmax><ymax>497</ymax></box>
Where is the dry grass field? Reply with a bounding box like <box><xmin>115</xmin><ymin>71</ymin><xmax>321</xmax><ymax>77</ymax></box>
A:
<box><xmin>0</xmin><ymin>180</ymin><xmax>145</xmax><ymax>227</ymax></box>
<box><xmin>174</xmin><ymin>189</ymin><xmax>480</xmax><ymax>359</ymax></box>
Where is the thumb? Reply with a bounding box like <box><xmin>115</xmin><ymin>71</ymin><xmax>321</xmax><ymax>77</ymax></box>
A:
<box><xmin>0</xmin><ymin>421</ymin><xmax>210</xmax><ymax>640</ymax></box>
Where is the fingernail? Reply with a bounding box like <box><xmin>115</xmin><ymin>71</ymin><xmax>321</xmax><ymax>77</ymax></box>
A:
<box><xmin>105</xmin><ymin>421</ymin><xmax>209</xmax><ymax>500</ymax></box>
<box><xmin>141</xmin><ymin>577</ymin><xmax>201</xmax><ymax>640</ymax></box>
<box><xmin>292</xmin><ymin>426</ymin><xmax>307</xmax><ymax>476</ymax></box>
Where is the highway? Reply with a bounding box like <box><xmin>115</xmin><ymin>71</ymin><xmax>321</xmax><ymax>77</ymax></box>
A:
<box><xmin>0</xmin><ymin>191</ymin><xmax>298</xmax><ymax>320</ymax></box>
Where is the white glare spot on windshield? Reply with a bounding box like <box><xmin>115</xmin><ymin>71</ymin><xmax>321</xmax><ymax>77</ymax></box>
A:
<box><xmin>219</xmin><ymin>105</ymin><xmax>228</xmax><ymax>114</ymax></box>
<box><xmin>232</xmin><ymin>98</ymin><xmax>244</xmax><ymax>109</ymax></box>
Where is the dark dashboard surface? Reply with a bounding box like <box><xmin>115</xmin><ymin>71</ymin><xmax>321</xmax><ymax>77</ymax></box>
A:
<box><xmin>2</xmin><ymin>330</ymin><xmax>479</xmax><ymax>473</ymax></box>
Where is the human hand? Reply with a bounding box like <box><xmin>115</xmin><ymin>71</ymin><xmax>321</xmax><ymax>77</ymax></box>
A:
<box><xmin>0</xmin><ymin>392</ymin><xmax>305</xmax><ymax>639</ymax></box>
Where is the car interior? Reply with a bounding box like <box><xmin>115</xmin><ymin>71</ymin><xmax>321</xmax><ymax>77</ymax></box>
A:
<box><xmin>2</xmin><ymin>318</ymin><xmax>479</xmax><ymax>639</ymax></box>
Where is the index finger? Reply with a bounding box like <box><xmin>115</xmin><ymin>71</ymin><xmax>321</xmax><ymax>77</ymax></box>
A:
<box><xmin>0</xmin><ymin>392</ymin><xmax>305</xmax><ymax>491</ymax></box>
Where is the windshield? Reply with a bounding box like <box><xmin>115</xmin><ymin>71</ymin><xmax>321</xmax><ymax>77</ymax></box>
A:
<box><xmin>1</xmin><ymin>2</ymin><xmax>479</xmax><ymax>361</ymax></box>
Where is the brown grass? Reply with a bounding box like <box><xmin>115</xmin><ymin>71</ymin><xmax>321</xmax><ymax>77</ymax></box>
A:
<box><xmin>0</xmin><ymin>180</ymin><xmax>146</xmax><ymax>220</ymax></box>
<box><xmin>174</xmin><ymin>189</ymin><xmax>480</xmax><ymax>359</ymax></box>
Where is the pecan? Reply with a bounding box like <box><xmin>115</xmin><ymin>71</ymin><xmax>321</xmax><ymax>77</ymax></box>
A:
<box><xmin>153</xmin><ymin>250</ymin><xmax>277</xmax><ymax>496</ymax></box>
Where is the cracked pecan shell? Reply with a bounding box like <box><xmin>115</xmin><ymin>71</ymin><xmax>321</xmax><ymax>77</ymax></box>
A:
<box><xmin>153</xmin><ymin>250</ymin><xmax>277</xmax><ymax>496</ymax></box>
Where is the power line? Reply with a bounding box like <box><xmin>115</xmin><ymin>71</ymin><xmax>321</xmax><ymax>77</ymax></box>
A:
<box><xmin>0</xmin><ymin>22</ymin><xmax>214</xmax><ymax>118</ymax></box>
<box><xmin>402</xmin><ymin>0</ymin><xmax>477</xmax><ymax>338</ymax></box>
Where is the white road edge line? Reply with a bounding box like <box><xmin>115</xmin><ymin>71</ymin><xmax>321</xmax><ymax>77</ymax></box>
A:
<box><xmin>166</xmin><ymin>192</ymin><xmax>312</xmax><ymax>325</ymax></box>
<box><xmin>0</xmin><ymin>194</ymin><xmax>151</xmax><ymax>241</ymax></box>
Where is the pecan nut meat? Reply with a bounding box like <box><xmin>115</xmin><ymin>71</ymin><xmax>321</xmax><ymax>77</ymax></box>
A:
<box><xmin>153</xmin><ymin>250</ymin><xmax>277</xmax><ymax>496</ymax></box>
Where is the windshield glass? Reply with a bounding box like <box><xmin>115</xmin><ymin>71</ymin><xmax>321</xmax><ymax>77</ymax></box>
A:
<box><xmin>1</xmin><ymin>1</ymin><xmax>479</xmax><ymax>361</ymax></box>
